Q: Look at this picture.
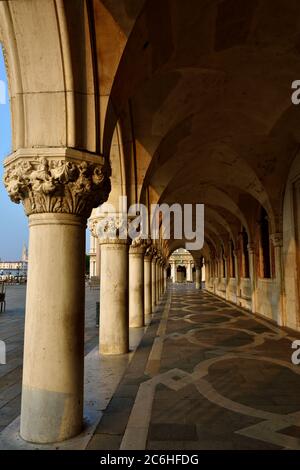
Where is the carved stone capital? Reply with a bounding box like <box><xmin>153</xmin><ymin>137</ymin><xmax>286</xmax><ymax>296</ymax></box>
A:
<box><xmin>247</xmin><ymin>242</ymin><xmax>255</xmax><ymax>254</ymax></box>
<box><xmin>88</xmin><ymin>218</ymin><xmax>99</xmax><ymax>238</ymax></box>
<box><xmin>130</xmin><ymin>236</ymin><xmax>151</xmax><ymax>253</ymax></box>
<box><xmin>144</xmin><ymin>244</ymin><xmax>154</xmax><ymax>260</ymax></box>
<box><xmin>270</xmin><ymin>232</ymin><xmax>283</xmax><ymax>247</ymax></box>
<box><xmin>150</xmin><ymin>248</ymin><xmax>158</xmax><ymax>261</ymax></box>
<box><xmin>96</xmin><ymin>213</ymin><xmax>130</xmax><ymax>245</ymax></box>
<box><xmin>3</xmin><ymin>148</ymin><xmax>111</xmax><ymax>218</ymax></box>
<box><xmin>129</xmin><ymin>245</ymin><xmax>146</xmax><ymax>256</ymax></box>
<box><xmin>159</xmin><ymin>257</ymin><xmax>166</xmax><ymax>267</ymax></box>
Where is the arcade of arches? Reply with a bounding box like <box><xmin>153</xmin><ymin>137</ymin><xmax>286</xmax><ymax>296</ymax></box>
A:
<box><xmin>1</xmin><ymin>0</ymin><xmax>300</xmax><ymax>449</ymax></box>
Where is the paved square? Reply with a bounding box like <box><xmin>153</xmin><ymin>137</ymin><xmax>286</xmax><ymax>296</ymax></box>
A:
<box><xmin>0</xmin><ymin>284</ymin><xmax>100</xmax><ymax>432</ymax></box>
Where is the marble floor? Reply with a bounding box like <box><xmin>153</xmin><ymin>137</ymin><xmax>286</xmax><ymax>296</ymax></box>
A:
<box><xmin>89</xmin><ymin>283</ymin><xmax>300</xmax><ymax>450</ymax></box>
<box><xmin>2</xmin><ymin>283</ymin><xmax>300</xmax><ymax>449</ymax></box>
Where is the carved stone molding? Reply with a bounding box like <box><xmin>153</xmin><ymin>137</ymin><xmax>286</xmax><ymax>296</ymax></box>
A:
<box><xmin>131</xmin><ymin>235</ymin><xmax>150</xmax><ymax>249</ymax></box>
<box><xmin>270</xmin><ymin>233</ymin><xmax>283</xmax><ymax>247</ymax></box>
<box><xmin>88</xmin><ymin>218</ymin><xmax>99</xmax><ymax>238</ymax></box>
<box><xmin>247</xmin><ymin>242</ymin><xmax>256</xmax><ymax>254</ymax></box>
<box><xmin>144</xmin><ymin>245</ymin><xmax>154</xmax><ymax>259</ymax></box>
<box><xmin>96</xmin><ymin>213</ymin><xmax>130</xmax><ymax>244</ymax></box>
<box><xmin>130</xmin><ymin>236</ymin><xmax>151</xmax><ymax>255</ymax></box>
<box><xmin>150</xmin><ymin>247</ymin><xmax>158</xmax><ymax>261</ymax></box>
<box><xmin>3</xmin><ymin>149</ymin><xmax>111</xmax><ymax>218</ymax></box>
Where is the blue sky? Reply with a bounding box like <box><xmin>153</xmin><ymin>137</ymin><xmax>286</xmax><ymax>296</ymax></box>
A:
<box><xmin>0</xmin><ymin>45</ymin><xmax>91</xmax><ymax>260</ymax></box>
<box><xmin>0</xmin><ymin>45</ymin><xmax>28</xmax><ymax>261</ymax></box>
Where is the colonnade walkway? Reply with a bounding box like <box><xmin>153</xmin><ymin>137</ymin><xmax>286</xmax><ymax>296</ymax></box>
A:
<box><xmin>2</xmin><ymin>284</ymin><xmax>300</xmax><ymax>449</ymax></box>
<box><xmin>89</xmin><ymin>284</ymin><xmax>300</xmax><ymax>450</ymax></box>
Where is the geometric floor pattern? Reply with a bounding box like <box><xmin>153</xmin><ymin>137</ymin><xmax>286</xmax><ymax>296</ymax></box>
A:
<box><xmin>2</xmin><ymin>283</ymin><xmax>300</xmax><ymax>449</ymax></box>
<box><xmin>89</xmin><ymin>283</ymin><xmax>300</xmax><ymax>450</ymax></box>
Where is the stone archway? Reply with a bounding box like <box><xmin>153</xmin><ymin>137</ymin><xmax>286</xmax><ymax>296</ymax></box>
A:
<box><xmin>283</xmin><ymin>151</ymin><xmax>300</xmax><ymax>331</ymax></box>
<box><xmin>0</xmin><ymin>1</ymin><xmax>111</xmax><ymax>444</ymax></box>
<box><xmin>176</xmin><ymin>264</ymin><xmax>186</xmax><ymax>283</ymax></box>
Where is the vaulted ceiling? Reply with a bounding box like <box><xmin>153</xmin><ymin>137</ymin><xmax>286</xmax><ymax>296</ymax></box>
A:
<box><xmin>96</xmin><ymin>0</ymin><xmax>300</xmax><ymax>257</ymax></box>
<box><xmin>2</xmin><ymin>0</ymin><xmax>300</xmax><ymax>259</ymax></box>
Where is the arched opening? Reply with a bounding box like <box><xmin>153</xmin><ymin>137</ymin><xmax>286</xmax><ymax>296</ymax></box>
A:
<box><xmin>168</xmin><ymin>248</ymin><xmax>194</xmax><ymax>283</ymax></box>
<box><xmin>177</xmin><ymin>265</ymin><xmax>186</xmax><ymax>283</ymax></box>
<box><xmin>166</xmin><ymin>265</ymin><xmax>171</xmax><ymax>279</ymax></box>
<box><xmin>3</xmin><ymin>0</ymin><xmax>300</xmax><ymax>450</ymax></box>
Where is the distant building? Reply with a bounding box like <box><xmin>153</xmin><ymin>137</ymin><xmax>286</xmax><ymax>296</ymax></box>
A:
<box><xmin>169</xmin><ymin>248</ymin><xmax>205</xmax><ymax>284</ymax></box>
<box><xmin>0</xmin><ymin>261</ymin><xmax>26</xmax><ymax>270</ymax></box>
<box><xmin>0</xmin><ymin>243</ymin><xmax>28</xmax><ymax>279</ymax></box>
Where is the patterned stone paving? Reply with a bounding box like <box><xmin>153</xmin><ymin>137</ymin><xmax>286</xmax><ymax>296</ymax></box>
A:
<box><xmin>90</xmin><ymin>283</ymin><xmax>300</xmax><ymax>450</ymax></box>
<box><xmin>0</xmin><ymin>285</ymin><xmax>100</xmax><ymax>433</ymax></box>
<box><xmin>2</xmin><ymin>283</ymin><xmax>300</xmax><ymax>449</ymax></box>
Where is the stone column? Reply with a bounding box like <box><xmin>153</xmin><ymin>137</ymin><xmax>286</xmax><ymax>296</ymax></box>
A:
<box><xmin>172</xmin><ymin>261</ymin><xmax>177</xmax><ymax>283</ymax></box>
<box><xmin>98</xmin><ymin>214</ymin><xmax>130</xmax><ymax>355</ymax></box>
<box><xmin>233</xmin><ymin>249</ymin><xmax>240</xmax><ymax>300</ymax></box>
<box><xmin>3</xmin><ymin>149</ymin><xmax>110</xmax><ymax>444</ymax></box>
<box><xmin>160</xmin><ymin>261</ymin><xmax>164</xmax><ymax>295</ymax></box>
<box><xmin>206</xmin><ymin>261</ymin><xmax>210</xmax><ymax>284</ymax></box>
<box><xmin>89</xmin><ymin>235</ymin><xmax>96</xmax><ymax>277</ymax></box>
<box><xmin>156</xmin><ymin>258</ymin><xmax>160</xmax><ymax>303</ymax></box>
<box><xmin>170</xmin><ymin>261</ymin><xmax>175</xmax><ymax>282</ymax></box>
<box><xmin>214</xmin><ymin>258</ymin><xmax>217</xmax><ymax>293</ymax></box>
<box><xmin>164</xmin><ymin>266</ymin><xmax>167</xmax><ymax>292</ymax></box>
<box><xmin>187</xmin><ymin>261</ymin><xmax>193</xmax><ymax>282</ymax></box>
<box><xmin>96</xmin><ymin>242</ymin><xmax>101</xmax><ymax>278</ymax></box>
<box><xmin>224</xmin><ymin>254</ymin><xmax>229</xmax><ymax>298</ymax></box>
<box><xmin>144</xmin><ymin>248</ymin><xmax>152</xmax><ymax>321</ymax></box>
<box><xmin>151</xmin><ymin>254</ymin><xmax>157</xmax><ymax>310</ymax></box>
<box><xmin>129</xmin><ymin>241</ymin><xmax>146</xmax><ymax>328</ymax></box>
<box><xmin>248</xmin><ymin>242</ymin><xmax>257</xmax><ymax>313</ymax></box>
<box><xmin>162</xmin><ymin>262</ymin><xmax>165</xmax><ymax>293</ymax></box>
<box><xmin>195</xmin><ymin>264</ymin><xmax>201</xmax><ymax>289</ymax></box>
<box><xmin>271</xmin><ymin>233</ymin><xmax>286</xmax><ymax>326</ymax></box>
<box><xmin>202</xmin><ymin>260</ymin><xmax>206</xmax><ymax>283</ymax></box>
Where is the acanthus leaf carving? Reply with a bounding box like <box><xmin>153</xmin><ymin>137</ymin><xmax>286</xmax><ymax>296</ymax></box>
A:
<box><xmin>3</xmin><ymin>155</ymin><xmax>111</xmax><ymax>218</ymax></box>
<box><xmin>97</xmin><ymin>213</ymin><xmax>129</xmax><ymax>243</ymax></box>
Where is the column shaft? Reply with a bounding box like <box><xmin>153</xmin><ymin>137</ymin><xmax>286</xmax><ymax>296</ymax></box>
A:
<box><xmin>234</xmin><ymin>251</ymin><xmax>240</xmax><ymax>299</ymax></box>
<box><xmin>248</xmin><ymin>243</ymin><xmax>256</xmax><ymax>313</ymax></box>
<box><xmin>21</xmin><ymin>213</ymin><xmax>85</xmax><ymax>443</ymax></box>
<box><xmin>195</xmin><ymin>266</ymin><xmax>201</xmax><ymax>289</ymax></box>
<box><xmin>144</xmin><ymin>256</ymin><xmax>152</xmax><ymax>319</ymax></box>
<box><xmin>155</xmin><ymin>261</ymin><xmax>160</xmax><ymax>303</ymax></box>
<box><xmin>171</xmin><ymin>261</ymin><xmax>176</xmax><ymax>283</ymax></box>
<box><xmin>164</xmin><ymin>267</ymin><xmax>167</xmax><ymax>292</ymax></box>
<box><xmin>271</xmin><ymin>234</ymin><xmax>286</xmax><ymax>326</ymax></box>
<box><xmin>100</xmin><ymin>240</ymin><xmax>129</xmax><ymax>354</ymax></box>
<box><xmin>129</xmin><ymin>247</ymin><xmax>145</xmax><ymax>328</ymax></box>
<box><xmin>151</xmin><ymin>259</ymin><xmax>156</xmax><ymax>310</ymax></box>
<box><xmin>160</xmin><ymin>265</ymin><xmax>164</xmax><ymax>294</ymax></box>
